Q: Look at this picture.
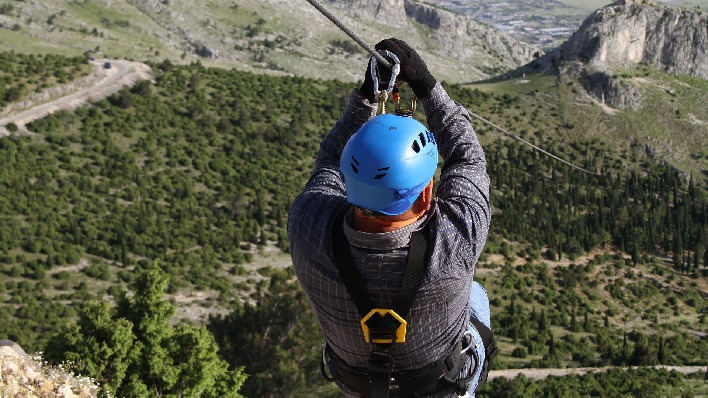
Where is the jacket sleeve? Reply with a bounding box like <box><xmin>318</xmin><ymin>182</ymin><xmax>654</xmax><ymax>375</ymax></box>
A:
<box><xmin>420</xmin><ymin>83</ymin><xmax>491</xmax><ymax>260</ymax></box>
<box><xmin>303</xmin><ymin>89</ymin><xmax>378</xmax><ymax>197</ymax></box>
<box><xmin>288</xmin><ymin>89</ymin><xmax>377</xmax><ymax>267</ymax></box>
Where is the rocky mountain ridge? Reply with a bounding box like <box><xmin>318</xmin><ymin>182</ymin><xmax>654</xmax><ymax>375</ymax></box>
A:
<box><xmin>531</xmin><ymin>0</ymin><xmax>707</xmax><ymax>108</ymax></box>
<box><xmin>127</xmin><ymin>0</ymin><xmax>540</xmax><ymax>82</ymax></box>
<box><xmin>326</xmin><ymin>0</ymin><xmax>540</xmax><ymax>77</ymax></box>
<box><xmin>1</xmin><ymin>0</ymin><xmax>539</xmax><ymax>83</ymax></box>
<box><xmin>558</xmin><ymin>0</ymin><xmax>707</xmax><ymax>78</ymax></box>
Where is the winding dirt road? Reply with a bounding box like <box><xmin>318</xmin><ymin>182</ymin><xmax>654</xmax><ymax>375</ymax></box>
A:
<box><xmin>0</xmin><ymin>59</ymin><xmax>152</xmax><ymax>136</ymax></box>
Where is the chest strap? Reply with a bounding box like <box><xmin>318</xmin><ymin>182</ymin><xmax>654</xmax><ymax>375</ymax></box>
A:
<box><xmin>332</xmin><ymin>214</ymin><xmax>429</xmax><ymax>398</ymax></box>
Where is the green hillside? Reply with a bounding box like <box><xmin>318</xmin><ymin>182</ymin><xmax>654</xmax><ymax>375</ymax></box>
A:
<box><xmin>0</xmin><ymin>53</ymin><xmax>706</xmax><ymax>396</ymax></box>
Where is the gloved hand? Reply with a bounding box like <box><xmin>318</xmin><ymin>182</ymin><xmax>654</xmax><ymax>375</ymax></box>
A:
<box><xmin>375</xmin><ymin>38</ymin><xmax>437</xmax><ymax>99</ymax></box>
<box><xmin>359</xmin><ymin>50</ymin><xmax>393</xmax><ymax>102</ymax></box>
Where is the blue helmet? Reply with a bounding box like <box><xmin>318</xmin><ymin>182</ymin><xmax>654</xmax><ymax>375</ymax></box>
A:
<box><xmin>340</xmin><ymin>114</ymin><xmax>438</xmax><ymax>216</ymax></box>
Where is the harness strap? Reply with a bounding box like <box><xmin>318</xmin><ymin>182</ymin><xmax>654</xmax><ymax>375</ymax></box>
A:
<box><xmin>325</xmin><ymin>339</ymin><xmax>466</xmax><ymax>397</ymax></box>
<box><xmin>332</xmin><ymin>217</ymin><xmax>429</xmax><ymax>320</ymax></box>
<box><xmin>332</xmin><ymin>210</ymin><xmax>430</xmax><ymax>398</ymax></box>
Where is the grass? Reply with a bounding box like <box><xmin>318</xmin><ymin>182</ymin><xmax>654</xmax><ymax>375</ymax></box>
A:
<box><xmin>556</xmin><ymin>0</ymin><xmax>619</xmax><ymax>13</ymax></box>
<box><xmin>0</xmin><ymin>0</ymin><xmax>175</xmax><ymax>61</ymax></box>
<box><xmin>0</xmin><ymin>30</ymin><xmax>82</xmax><ymax>57</ymax></box>
<box><xmin>462</xmin><ymin>66</ymin><xmax>708</xmax><ymax>186</ymax></box>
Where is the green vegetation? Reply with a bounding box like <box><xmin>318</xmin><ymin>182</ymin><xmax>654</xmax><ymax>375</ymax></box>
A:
<box><xmin>464</xmin><ymin>69</ymin><xmax>708</xmax><ymax>186</ymax></box>
<box><xmin>476</xmin><ymin>258</ymin><xmax>707</xmax><ymax>370</ymax></box>
<box><xmin>0</xmin><ymin>52</ymin><xmax>90</xmax><ymax>109</ymax></box>
<box><xmin>209</xmin><ymin>267</ymin><xmax>339</xmax><ymax>397</ymax></box>
<box><xmin>45</xmin><ymin>260</ymin><xmax>247</xmax><ymax>397</ymax></box>
<box><xmin>0</xmin><ymin>58</ymin><xmax>351</xmax><ymax>353</ymax></box>
<box><xmin>0</xmin><ymin>53</ymin><xmax>705</xmax><ymax>396</ymax></box>
<box><xmin>479</xmin><ymin>367</ymin><xmax>707</xmax><ymax>398</ymax></box>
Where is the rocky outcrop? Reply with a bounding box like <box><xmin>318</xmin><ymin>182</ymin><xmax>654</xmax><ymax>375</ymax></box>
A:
<box><xmin>557</xmin><ymin>0</ymin><xmax>707</xmax><ymax>78</ymax></box>
<box><xmin>0</xmin><ymin>341</ymin><xmax>99</xmax><ymax>398</ymax></box>
<box><xmin>196</xmin><ymin>45</ymin><xmax>219</xmax><ymax>59</ymax></box>
<box><xmin>531</xmin><ymin>0</ymin><xmax>707</xmax><ymax>108</ymax></box>
<box><xmin>329</xmin><ymin>0</ymin><xmax>540</xmax><ymax>79</ymax></box>
<box><xmin>122</xmin><ymin>0</ymin><xmax>539</xmax><ymax>82</ymax></box>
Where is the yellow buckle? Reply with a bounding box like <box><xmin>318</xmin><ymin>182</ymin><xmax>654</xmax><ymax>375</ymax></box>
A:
<box><xmin>360</xmin><ymin>309</ymin><xmax>407</xmax><ymax>344</ymax></box>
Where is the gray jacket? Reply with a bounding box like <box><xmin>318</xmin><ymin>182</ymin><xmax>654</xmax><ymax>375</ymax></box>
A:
<box><xmin>288</xmin><ymin>83</ymin><xmax>490</xmax><ymax>397</ymax></box>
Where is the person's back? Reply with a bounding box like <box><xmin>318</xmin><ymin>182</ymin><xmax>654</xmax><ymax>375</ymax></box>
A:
<box><xmin>288</xmin><ymin>39</ymin><xmax>494</xmax><ymax>397</ymax></box>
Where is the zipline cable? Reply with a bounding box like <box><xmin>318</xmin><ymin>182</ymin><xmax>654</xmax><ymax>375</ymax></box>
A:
<box><xmin>305</xmin><ymin>0</ymin><xmax>391</xmax><ymax>69</ymax></box>
<box><xmin>304</xmin><ymin>0</ymin><xmax>602</xmax><ymax>176</ymax></box>
<box><xmin>468</xmin><ymin>113</ymin><xmax>602</xmax><ymax>176</ymax></box>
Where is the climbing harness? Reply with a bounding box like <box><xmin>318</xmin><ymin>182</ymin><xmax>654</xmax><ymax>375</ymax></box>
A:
<box><xmin>320</xmin><ymin>211</ymin><xmax>498</xmax><ymax>397</ymax></box>
<box><xmin>304</xmin><ymin>0</ymin><xmax>602</xmax><ymax>176</ymax></box>
<box><xmin>330</xmin><ymin>218</ymin><xmax>429</xmax><ymax>398</ymax></box>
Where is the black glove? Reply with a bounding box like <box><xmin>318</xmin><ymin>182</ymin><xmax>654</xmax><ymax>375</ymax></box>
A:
<box><xmin>359</xmin><ymin>50</ymin><xmax>394</xmax><ymax>102</ymax></box>
<box><xmin>375</xmin><ymin>38</ymin><xmax>436</xmax><ymax>99</ymax></box>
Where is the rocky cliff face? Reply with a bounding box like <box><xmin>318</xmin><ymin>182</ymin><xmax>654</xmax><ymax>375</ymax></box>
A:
<box><xmin>558</xmin><ymin>0</ymin><xmax>707</xmax><ymax>78</ymax></box>
<box><xmin>532</xmin><ymin>0</ymin><xmax>707</xmax><ymax>108</ymax></box>
<box><xmin>330</xmin><ymin>0</ymin><xmax>539</xmax><ymax>78</ymax></box>
<box><xmin>125</xmin><ymin>0</ymin><xmax>539</xmax><ymax>83</ymax></box>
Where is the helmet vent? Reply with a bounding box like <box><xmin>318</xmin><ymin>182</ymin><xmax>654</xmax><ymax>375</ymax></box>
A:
<box><xmin>419</xmin><ymin>133</ymin><xmax>427</xmax><ymax>147</ymax></box>
<box><xmin>374</xmin><ymin>167</ymin><xmax>390</xmax><ymax>180</ymax></box>
<box><xmin>351</xmin><ymin>156</ymin><xmax>360</xmax><ymax>174</ymax></box>
<box><xmin>411</xmin><ymin>141</ymin><xmax>420</xmax><ymax>153</ymax></box>
<box><xmin>375</xmin><ymin>174</ymin><xmax>386</xmax><ymax>180</ymax></box>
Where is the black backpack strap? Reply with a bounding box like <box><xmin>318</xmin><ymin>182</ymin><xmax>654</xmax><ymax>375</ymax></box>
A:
<box><xmin>331</xmin><ymin>210</ymin><xmax>430</xmax><ymax>322</ymax></box>
<box><xmin>391</xmin><ymin>227</ymin><xmax>429</xmax><ymax>318</ymax></box>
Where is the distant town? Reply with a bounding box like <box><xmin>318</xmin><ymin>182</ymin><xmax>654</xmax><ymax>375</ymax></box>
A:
<box><xmin>429</xmin><ymin>0</ymin><xmax>694</xmax><ymax>49</ymax></box>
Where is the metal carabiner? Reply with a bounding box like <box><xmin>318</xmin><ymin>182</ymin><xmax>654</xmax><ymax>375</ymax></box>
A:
<box><xmin>370</xmin><ymin>51</ymin><xmax>400</xmax><ymax>114</ymax></box>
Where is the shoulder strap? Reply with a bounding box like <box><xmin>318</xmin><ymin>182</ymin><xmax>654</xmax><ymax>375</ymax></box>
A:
<box><xmin>331</xmin><ymin>214</ymin><xmax>374</xmax><ymax>318</ymax></box>
<box><xmin>391</xmin><ymin>227</ymin><xmax>429</xmax><ymax>318</ymax></box>
<box><xmin>331</xmin><ymin>211</ymin><xmax>429</xmax><ymax>319</ymax></box>
<box><xmin>331</xmin><ymin>211</ymin><xmax>430</xmax><ymax>398</ymax></box>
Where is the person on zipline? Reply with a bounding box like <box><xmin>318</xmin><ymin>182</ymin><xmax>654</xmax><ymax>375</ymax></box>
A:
<box><xmin>288</xmin><ymin>38</ymin><xmax>495</xmax><ymax>398</ymax></box>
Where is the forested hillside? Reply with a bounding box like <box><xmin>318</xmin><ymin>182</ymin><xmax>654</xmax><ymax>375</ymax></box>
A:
<box><xmin>0</xmin><ymin>53</ymin><xmax>706</xmax><ymax>396</ymax></box>
<box><xmin>0</xmin><ymin>52</ymin><xmax>90</xmax><ymax>110</ymax></box>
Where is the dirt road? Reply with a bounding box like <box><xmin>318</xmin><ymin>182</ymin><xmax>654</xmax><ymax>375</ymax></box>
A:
<box><xmin>0</xmin><ymin>59</ymin><xmax>152</xmax><ymax>136</ymax></box>
<box><xmin>487</xmin><ymin>365</ymin><xmax>706</xmax><ymax>381</ymax></box>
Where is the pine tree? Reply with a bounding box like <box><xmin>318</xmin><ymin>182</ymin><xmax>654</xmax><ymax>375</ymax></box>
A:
<box><xmin>44</xmin><ymin>302</ymin><xmax>137</xmax><ymax>396</ymax></box>
<box><xmin>46</xmin><ymin>260</ymin><xmax>247</xmax><ymax>397</ymax></box>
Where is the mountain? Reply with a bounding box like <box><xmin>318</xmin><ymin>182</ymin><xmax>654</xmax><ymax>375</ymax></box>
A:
<box><xmin>0</xmin><ymin>2</ymin><xmax>706</xmax><ymax>397</ymax></box>
<box><xmin>555</xmin><ymin>0</ymin><xmax>707</xmax><ymax>78</ymax></box>
<box><xmin>528</xmin><ymin>0</ymin><xmax>707</xmax><ymax>109</ymax></box>
<box><xmin>0</xmin><ymin>0</ymin><xmax>539</xmax><ymax>83</ymax></box>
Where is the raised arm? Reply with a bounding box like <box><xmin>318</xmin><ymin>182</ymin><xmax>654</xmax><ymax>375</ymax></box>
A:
<box><xmin>373</xmin><ymin>38</ymin><xmax>490</xmax><ymax>254</ymax></box>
